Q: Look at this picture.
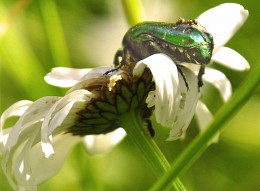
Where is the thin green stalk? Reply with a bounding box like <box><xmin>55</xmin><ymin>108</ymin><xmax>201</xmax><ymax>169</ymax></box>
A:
<box><xmin>39</xmin><ymin>0</ymin><xmax>71</xmax><ymax>67</ymax></box>
<box><xmin>150</xmin><ymin>63</ymin><xmax>260</xmax><ymax>191</ymax></box>
<box><xmin>119</xmin><ymin>109</ymin><xmax>186</xmax><ymax>191</ymax></box>
<box><xmin>120</xmin><ymin>0</ymin><xmax>143</xmax><ymax>26</ymax></box>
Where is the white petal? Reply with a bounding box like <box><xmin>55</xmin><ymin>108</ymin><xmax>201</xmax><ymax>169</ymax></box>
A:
<box><xmin>195</xmin><ymin>101</ymin><xmax>213</xmax><ymax>131</ymax></box>
<box><xmin>48</xmin><ymin>101</ymin><xmax>76</xmax><ymax>133</ymax></box>
<box><xmin>212</xmin><ymin>47</ymin><xmax>250</xmax><ymax>71</ymax></box>
<box><xmin>195</xmin><ymin>101</ymin><xmax>219</xmax><ymax>143</ymax></box>
<box><xmin>167</xmin><ymin>67</ymin><xmax>199</xmax><ymax>140</ymax></box>
<box><xmin>133</xmin><ymin>54</ymin><xmax>180</xmax><ymax>127</ymax></box>
<box><xmin>41</xmin><ymin>89</ymin><xmax>93</xmax><ymax>158</ymax></box>
<box><xmin>30</xmin><ymin>134</ymin><xmax>80</xmax><ymax>184</ymax></box>
<box><xmin>83</xmin><ymin>128</ymin><xmax>126</xmax><ymax>155</ymax></box>
<box><xmin>66</xmin><ymin>66</ymin><xmax>122</xmax><ymax>93</ymax></box>
<box><xmin>203</xmin><ymin>68</ymin><xmax>232</xmax><ymax>102</ymax></box>
<box><xmin>0</xmin><ymin>100</ymin><xmax>32</xmax><ymax>149</ymax></box>
<box><xmin>80</xmin><ymin>66</ymin><xmax>118</xmax><ymax>79</ymax></box>
<box><xmin>3</xmin><ymin>126</ymin><xmax>80</xmax><ymax>190</ymax></box>
<box><xmin>14</xmin><ymin>127</ymin><xmax>40</xmax><ymax>190</ymax></box>
<box><xmin>41</xmin><ymin>140</ymin><xmax>55</xmax><ymax>159</ymax></box>
<box><xmin>44</xmin><ymin>67</ymin><xmax>92</xmax><ymax>87</ymax></box>
<box><xmin>2</xmin><ymin>124</ymin><xmax>41</xmax><ymax>190</ymax></box>
<box><xmin>3</xmin><ymin>97</ymin><xmax>60</xmax><ymax>152</ymax></box>
<box><xmin>197</xmin><ymin>3</ymin><xmax>249</xmax><ymax>52</ymax></box>
<box><xmin>0</xmin><ymin>100</ymin><xmax>32</xmax><ymax>121</ymax></box>
<box><xmin>0</xmin><ymin>128</ymin><xmax>11</xmax><ymax>153</ymax></box>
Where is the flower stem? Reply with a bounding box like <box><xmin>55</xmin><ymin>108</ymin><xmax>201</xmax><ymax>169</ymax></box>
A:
<box><xmin>39</xmin><ymin>0</ymin><xmax>71</xmax><ymax>67</ymax></box>
<box><xmin>150</xmin><ymin>63</ymin><xmax>260</xmax><ymax>191</ymax></box>
<box><xmin>120</xmin><ymin>0</ymin><xmax>143</xmax><ymax>26</ymax></box>
<box><xmin>119</xmin><ymin>109</ymin><xmax>186</xmax><ymax>191</ymax></box>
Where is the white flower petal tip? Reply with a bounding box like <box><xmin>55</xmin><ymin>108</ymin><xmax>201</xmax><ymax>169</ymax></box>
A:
<box><xmin>0</xmin><ymin>101</ymin><xmax>33</xmax><ymax>147</ymax></box>
<box><xmin>166</xmin><ymin>126</ymin><xmax>185</xmax><ymax>141</ymax></box>
<box><xmin>83</xmin><ymin>128</ymin><xmax>126</xmax><ymax>155</ymax></box>
<box><xmin>41</xmin><ymin>142</ymin><xmax>55</xmax><ymax>158</ymax></box>
<box><xmin>212</xmin><ymin>47</ymin><xmax>250</xmax><ymax>71</ymax></box>
<box><xmin>195</xmin><ymin>101</ymin><xmax>219</xmax><ymax>143</ymax></box>
<box><xmin>198</xmin><ymin>3</ymin><xmax>249</xmax><ymax>51</ymax></box>
<box><xmin>195</xmin><ymin>101</ymin><xmax>213</xmax><ymax>128</ymax></box>
<box><xmin>203</xmin><ymin>68</ymin><xmax>232</xmax><ymax>102</ymax></box>
<box><xmin>44</xmin><ymin>67</ymin><xmax>92</xmax><ymax>87</ymax></box>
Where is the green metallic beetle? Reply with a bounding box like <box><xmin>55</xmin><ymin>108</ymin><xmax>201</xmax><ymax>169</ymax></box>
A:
<box><xmin>112</xmin><ymin>18</ymin><xmax>214</xmax><ymax>89</ymax></box>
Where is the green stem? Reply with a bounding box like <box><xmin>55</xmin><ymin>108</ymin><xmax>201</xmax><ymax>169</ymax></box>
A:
<box><xmin>150</xmin><ymin>63</ymin><xmax>260</xmax><ymax>191</ymax></box>
<box><xmin>120</xmin><ymin>0</ymin><xmax>143</xmax><ymax>26</ymax></box>
<box><xmin>119</xmin><ymin>109</ymin><xmax>186</xmax><ymax>191</ymax></box>
<box><xmin>39</xmin><ymin>0</ymin><xmax>71</xmax><ymax>67</ymax></box>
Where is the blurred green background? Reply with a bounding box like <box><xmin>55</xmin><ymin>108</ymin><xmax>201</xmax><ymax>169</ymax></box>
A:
<box><xmin>0</xmin><ymin>0</ymin><xmax>259</xmax><ymax>190</ymax></box>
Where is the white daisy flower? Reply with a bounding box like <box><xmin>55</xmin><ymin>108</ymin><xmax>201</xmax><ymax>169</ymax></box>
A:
<box><xmin>194</xmin><ymin>3</ymin><xmax>249</xmax><ymax>135</ymax></box>
<box><xmin>0</xmin><ymin>60</ymin><xmax>187</xmax><ymax>190</ymax></box>
<box><xmin>0</xmin><ymin>3</ymin><xmax>249</xmax><ymax>190</ymax></box>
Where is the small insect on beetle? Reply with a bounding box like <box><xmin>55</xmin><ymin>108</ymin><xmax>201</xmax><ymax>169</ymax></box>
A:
<box><xmin>108</xmin><ymin>18</ymin><xmax>214</xmax><ymax>90</ymax></box>
<box><xmin>175</xmin><ymin>17</ymin><xmax>198</xmax><ymax>26</ymax></box>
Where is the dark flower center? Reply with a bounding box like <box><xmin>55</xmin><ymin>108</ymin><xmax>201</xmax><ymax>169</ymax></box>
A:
<box><xmin>68</xmin><ymin>69</ymin><xmax>155</xmax><ymax>136</ymax></box>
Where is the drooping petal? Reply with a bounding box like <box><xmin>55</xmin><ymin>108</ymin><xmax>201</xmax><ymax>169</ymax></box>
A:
<box><xmin>14</xmin><ymin>126</ymin><xmax>41</xmax><ymax>191</ymax></box>
<box><xmin>83</xmin><ymin>128</ymin><xmax>126</xmax><ymax>155</ymax></box>
<box><xmin>1</xmin><ymin>96</ymin><xmax>70</xmax><ymax>190</ymax></box>
<box><xmin>0</xmin><ymin>101</ymin><xmax>32</xmax><ymax>122</ymax></box>
<box><xmin>3</xmin><ymin>97</ymin><xmax>60</xmax><ymax>152</ymax></box>
<box><xmin>195</xmin><ymin>101</ymin><xmax>219</xmax><ymax>143</ymax></box>
<box><xmin>2</xmin><ymin>125</ymin><xmax>80</xmax><ymax>191</ymax></box>
<box><xmin>1</xmin><ymin>89</ymin><xmax>95</xmax><ymax>190</ymax></box>
<box><xmin>66</xmin><ymin>66</ymin><xmax>122</xmax><ymax>93</ymax></box>
<box><xmin>30</xmin><ymin>134</ymin><xmax>80</xmax><ymax>185</ymax></box>
<box><xmin>79</xmin><ymin>66</ymin><xmax>117</xmax><ymax>79</ymax></box>
<box><xmin>167</xmin><ymin>67</ymin><xmax>199</xmax><ymax>140</ymax></box>
<box><xmin>44</xmin><ymin>67</ymin><xmax>92</xmax><ymax>87</ymax></box>
<box><xmin>133</xmin><ymin>53</ymin><xmax>180</xmax><ymax>127</ymax></box>
<box><xmin>203</xmin><ymin>68</ymin><xmax>232</xmax><ymax>102</ymax></box>
<box><xmin>41</xmin><ymin>89</ymin><xmax>94</xmax><ymax>158</ymax></box>
<box><xmin>0</xmin><ymin>100</ymin><xmax>32</xmax><ymax>151</ymax></box>
<box><xmin>0</xmin><ymin>128</ymin><xmax>11</xmax><ymax>154</ymax></box>
<box><xmin>195</xmin><ymin>101</ymin><xmax>213</xmax><ymax>131</ymax></box>
<box><xmin>197</xmin><ymin>3</ymin><xmax>249</xmax><ymax>52</ymax></box>
<box><xmin>212</xmin><ymin>47</ymin><xmax>250</xmax><ymax>71</ymax></box>
<box><xmin>2</xmin><ymin>123</ymin><xmax>41</xmax><ymax>190</ymax></box>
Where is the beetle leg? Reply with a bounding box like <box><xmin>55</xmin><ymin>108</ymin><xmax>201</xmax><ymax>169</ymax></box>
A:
<box><xmin>197</xmin><ymin>65</ymin><xmax>205</xmax><ymax>89</ymax></box>
<box><xmin>113</xmin><ymin>49</ymin><xmax>124</xmax><ymax>68</ymax></box>
<box><xmin>104</xmin><ymin>49</ymin><xmax>124</xmax><ymax>75</ymax></box>
<box><xmin>177</xmin><ymin>66</ymin><xmax>190</xmax><ymax>91</ymax></box>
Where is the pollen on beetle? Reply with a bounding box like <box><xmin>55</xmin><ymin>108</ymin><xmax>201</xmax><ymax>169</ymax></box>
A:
<box><xmin>108</xmin><ymin>74</ymin><xmax>123</xmax><ymax>91</ymax></box>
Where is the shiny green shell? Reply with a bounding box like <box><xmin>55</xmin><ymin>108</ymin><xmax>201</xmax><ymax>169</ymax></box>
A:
<box><xmin>121</xmin><ymin>21</ymin><xmax>214</xmax><ymax>66</ymax></box>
